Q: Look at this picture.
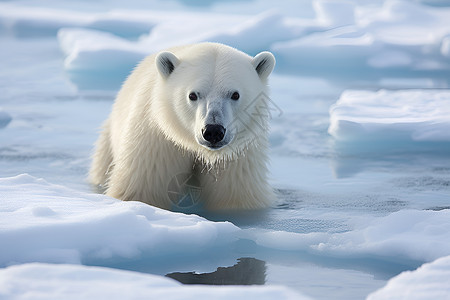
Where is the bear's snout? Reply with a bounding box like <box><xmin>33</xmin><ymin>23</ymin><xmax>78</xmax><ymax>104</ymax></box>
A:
<box><xmin>202</xmin><ymin>124</ymin><xmax>226</xmax><ymax>145</ymax></box>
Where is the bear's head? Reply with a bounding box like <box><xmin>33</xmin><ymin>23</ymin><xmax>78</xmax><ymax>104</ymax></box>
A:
<box><xmin>153</xmin><ymin>43</ymin><xmax>275</xmax><ymax>164</ymax></box>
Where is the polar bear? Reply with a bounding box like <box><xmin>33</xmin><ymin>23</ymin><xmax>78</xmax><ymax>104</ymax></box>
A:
<box><xmin>89</xmin><ymin>42</ymin><xmax>276</xmax><ymax>210</ymax></box>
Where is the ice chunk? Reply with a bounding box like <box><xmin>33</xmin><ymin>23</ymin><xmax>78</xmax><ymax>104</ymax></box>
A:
<box><xmin>0</xmin><ymin>4</ymin><xmax>156</xmax><ymax>39</ymax></box>
<box><xmin>272</xmin><ymin>0</ymin><xmax>450</xmax><ymax>77</ymax></box>
<box><xmin>367</xmin><ymin>255</ymin><xmax>450</xmax><ymax>300</ymax></box>
<box><xmin>328</xmin><ymin>89</ymin><xmax>450</xmax><ymax>147</ymax></box>
<box><xmin>256</xmin><ymin>209</ymin><xmax>450</xmax><ymax>263</ymax></box>
<box><xmin>0</xmin><ymin>263</ymin><xmax>309</xmax><ymax>300</ymax></box>
<box><xmin>0</xmin><ymin>4</ymin><xmax>89</xmax><ymax>37</ymax></box>
<box><xmin>272</xmin><ymin>26</ymin><xmax>376</xmax><ymax>76</ymax></box>
<box><xmin>56</xmin><ymin>11</ymin><xmax>312</xmax><ymax>89</ymax></box>
<box><xmin>206</xmin><ymin>11</ymin><xmax>309</xmax><ymax>55</ymax></box>
<box><xmin>58</xmin><ymin>28</ymin><xmax>147</xmax><ymax>90</ymax></box>
<box><xmin>58</xmin><ymin>28</ymin><xmax>148</xmax><ymax>70</ymax></box>
<box><xmin>86</xmin><ymin>11</ymin><xmax>157</xmax><ymax>39</ymax></box>
<box><xmin>4</xmin><ymin>0</ymin><xmax>450</xmax><ymax>83</ymax></box>
<box><xmin>25</xmin><ymin>0</ymin><xmax>448</xmax><ymax>88</ymax></box>
<box><xmin>0</xmin><ymin>174</ymin><xmax>238</xmax><ymax>266</ymax></box>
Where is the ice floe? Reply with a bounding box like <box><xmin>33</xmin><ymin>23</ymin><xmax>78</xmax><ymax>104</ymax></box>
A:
<box><xmin>1</xmin><ymin>1</ymin><xmax>450</xmax><ymax>299</ymax></box>
<box><xmin>2</xmin><ymin>174</ymin><xmax>450</xmax><ymax>267</ymax></box>
<box><xmin>0</xmin><ymin>174</ymin><xmax>238</xmax><ymax>266</ymax></box>
<box><xmin>328</xmin><ymin>89</ymin><xmax>450</xmax><ymax>151</ymax></box>
<box><xmin>5</xmin><ymin>0</ymin><xmax>449</xmax><ymax>89</ymax></box>
<box><xmin>255</xmin><ymin>209</ymin><xmax>450</xmax><ymax>263</ymax></box>
<box><xmin>273</xmin><ymin>1</ymin><xmax>450</xmax><ymax>78</ymax></box>
<box><xmin>367</xmin><ymin>255</ymin><xmax>450</xmax><ymax>300</ymax></box>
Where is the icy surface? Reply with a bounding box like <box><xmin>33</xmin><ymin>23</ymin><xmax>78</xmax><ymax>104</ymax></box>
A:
<box><xmin>0</xmin><ymin>174</ymin><xmax>238</xmax><ymax>266</ymax></box>
<box><xmin>367</xmin><ymin>255</ymin><xmax>450</xmax><ymax>300</ymax></box>
<box><xmin>272</xmin><ymin>1</ymin><xmax>450</xmax><ymax>78</ymax></box>
<box><xmin>1</xmin><ymin>0</ymin><xmax>450</xmax><ymax>300</ymax></box>
<box><xmin>2</xmin><ymin>0</ymin><xmax>445</xmax><ymax>89</ymax></box>
<box><xmin>329</xmin><ymin>89</ymin><xmax>450</xmax><ymax>145</ymax></box>
<box><xmin>0</xmin><ymin>263</ymin><xmax>308</xmax><ymax>300</ymax></box>
<box><xmin>2</xmin><ymin>173</ymin><xmax>450</xmax><ymax>266</ymax></box>
<box><xmin>55</xmin><ymin>10</ymin><xmax>305</xmax><ymax>89</ymax></box>
<box><xmin>255</xmin><ymin>209</ymin><xmax>450</xmax><ymax>262</ymax></box>
<box><xmin>1</xmin><ymin>174</ymin><xmax>450</xmax><ymax>300</ymax></box>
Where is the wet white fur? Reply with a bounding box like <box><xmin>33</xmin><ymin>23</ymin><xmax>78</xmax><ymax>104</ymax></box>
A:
<box><xmin>89</xmin><ymin>42</ymin><xmax>276</xmax><ymax>210</ymax></box>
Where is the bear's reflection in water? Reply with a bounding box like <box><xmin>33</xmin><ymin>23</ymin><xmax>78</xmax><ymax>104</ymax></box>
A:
<box><xmin>166</xmin><ymin>257</ymin><xmax>266</xmax><ymax>285</ymax></box>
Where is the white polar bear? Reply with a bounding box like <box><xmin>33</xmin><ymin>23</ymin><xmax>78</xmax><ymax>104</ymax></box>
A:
<box><xmin>89</xmin><ymin>42</ymin><xmax>276</xmax><ymax>210</ymax></box>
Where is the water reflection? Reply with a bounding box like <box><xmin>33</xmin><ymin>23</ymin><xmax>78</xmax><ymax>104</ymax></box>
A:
<box><xmin>330</xmin><ymin>144</ymin><xmax>450</xmax><ymax>179</ymax></box>
<box><xmin>166</xmin><ymin>257</ymin><xmax>266</xmax><ymax>285</ymax></box>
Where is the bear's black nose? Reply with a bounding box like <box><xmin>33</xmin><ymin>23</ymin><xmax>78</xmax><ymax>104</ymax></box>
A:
<box><xmin>202</xmin><ymin>124</ymin><xmax>226</xmax><ymax>144</ymax></box>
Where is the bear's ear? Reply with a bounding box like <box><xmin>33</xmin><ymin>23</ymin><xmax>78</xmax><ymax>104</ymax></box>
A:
<box><xmin>155</xmin><ymin>51</ymin><xmax>180</xmax><ymax>78</ymax></box>
<box><xmin>252</xmin><ymin>51</ymin><xmax>276</xmax><ymax>80</ymax></box>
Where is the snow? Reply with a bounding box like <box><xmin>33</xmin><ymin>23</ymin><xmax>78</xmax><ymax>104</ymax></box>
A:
<box><xmin>328</xmin><ymin>89</ymin><xmax>450</xmax><ymax>147</ymax></box>
<box><xmin>1</xmin><ymin>0</ymin><xmax>450</xmax><ymax>299</ymax></box>
<box><xmin>0</xmin><ymin>174</ymin><xmax>238</xmax><ymax>266</ymax></box>
<box><xmin>58</xmin><ymin>28</ymin><xmax>147</xmax><ymax>89</ymax></box>
<box><xmin>273</xmin><ymin>1</ymin><xmax>450</xmax><ymax>77</ymax></box>
<box><xmin>55</xmin><ymin>10</ymin><xmax>312</xmax><ymax>89</ymax></box>
<box><xmin>1</xmin><ymin>173</ymin><xmax>450</xmax><ymax>299</ymax></box>
<box><xmin>367</xmin><ymin>255</ymin><xmax>450</xmax><ymax>300</ymax></box>
<box><xmin>32</xmin><ymin>0</ymin><xmax>447</xmax><ymax>88</ymax></box>
<box><xmin>255</xmin><ymin>209</ymin><xmax>450</xmax><ymax>262</ymax></box>
<box><xmin>1</xmin><ymin>0</ymin><xmax>447</xmax><ymax>89</ymax></box>
<box><xmin>0</xmin><ymin>263</ymin><xmax>308</xmax><ymax>300</ymax></box>
<box><xmin>0</xmin><ymin>4</ymin><xmax>156</xmax><ymax>38</ymax></box>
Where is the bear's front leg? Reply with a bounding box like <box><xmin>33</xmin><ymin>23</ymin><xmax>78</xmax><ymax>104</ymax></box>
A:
<box><xmin>106</xmin><ymin>129</ymin><xmax>193</xmax><ymax>210</ymax></box>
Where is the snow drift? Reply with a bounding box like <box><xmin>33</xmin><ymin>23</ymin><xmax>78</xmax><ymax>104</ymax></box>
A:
<box><xmin>328</xmin><ymin>89</ymin><xmax>450</xmax><ymax>152</ymax></box>
<box><xmin>1</xmin><ymin>0</ymin><xmax>450</xmax><ymax>299</ymax></box>
<box><xmin>2</xmin><ymin>174</ymin><xmax>449</xmax><ymax>268</ymax></box>
<box><xmin>367</xmin><ymin>255</ymin><xmax>450</xmax><ymax>300</ymax></box>
<box><xmin>4</xmin><ymin>0</ymin><xmax>450</xmax><ymax>89</ymax></box>
<box><xmin>0</xmin><ymin>174</ymin><xmax>238</xmax><ymax>266</ymax></box>
<box><xmin>255</xmin><ymin>208</ymin><xmax>450</xmax><ymax>263</ymax></box>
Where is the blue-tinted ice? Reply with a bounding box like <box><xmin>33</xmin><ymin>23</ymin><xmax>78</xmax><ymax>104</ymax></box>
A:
<box><xmin>1</xmin><ymin>1</ymin><xmax>450</xmax><ymax>299</ymax></box>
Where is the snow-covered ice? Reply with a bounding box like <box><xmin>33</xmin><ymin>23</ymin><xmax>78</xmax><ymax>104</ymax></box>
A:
<box><xmin>53</xmin><ymin>0</ymin><xmax>450</xmax><ymax>89</ymax></box>
<box><xmin>0</xmin><ymin>4</ymin><xmax>156</xmax><ymax>38</ymax></box>
<box><xmin>273</xmin><ymin>0</ymin><xmax>450</xmax><ymax>78</ymax></box>
<box><xmin>55</xmin><ymin>10</ymin><xmax>308</xmax><ymax>89</ymax></box>
<box><xmin>329</xmin><ymin>89</ymin><xmax>450</xmax><ymax>146</ymax></box>
<box><xmin>1</xmin><ymin>0</ymin><xmax>450</xmax><ymax>299</ymax></box>
<box><xmin>3</xmin><ymin>0</ymin><xmax>438</xmax><ymax>89</ymax></box>
<box><xmin>1</xmin><ymin>173</ymin><xmax>450</xmax><ymax>299</ymax></box>
<box><xmin>2</xmin><ymin>173</ymin><xmax>449</xmax><ymax>266</ymax></box>
<box><xmin>0</xmin><ymin>174</ymin><xmax>238</xmax><ymax>266</ymax></box>
<box><xmin>255</xmin><ymin>209</ymin><xmax>450</xmax><ymax>262</ymax></box>
<box><xmin>367</xmin><ymin>255</ymin><xmax>450</xmax><ymax>300</ymax></box>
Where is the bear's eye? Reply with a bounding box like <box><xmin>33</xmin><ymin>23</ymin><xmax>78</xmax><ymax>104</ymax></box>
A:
<box><xmin>188</xmin><ymin>92</ymin><xmax>198</xmax><ymax>101</ymax></box>
<box><xmin>231</xmin><ymin>91</ymin><xmax>240</xmax><ymax>101</ymax></box>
